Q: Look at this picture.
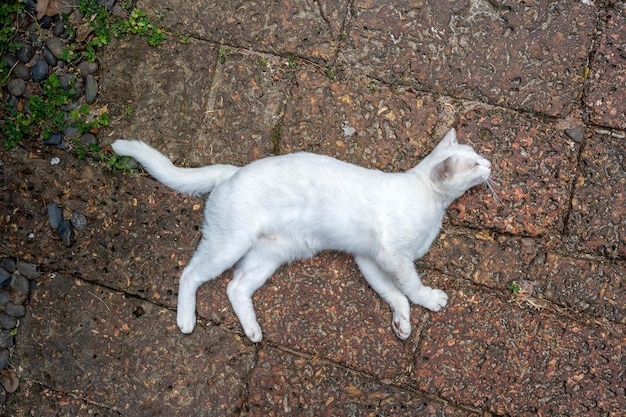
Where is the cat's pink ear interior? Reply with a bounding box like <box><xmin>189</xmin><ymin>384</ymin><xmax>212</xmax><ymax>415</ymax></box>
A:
<box><xmin>433</xmin><ymin>156</ymin><xmax>454</xmax><ymax>181</ymax></box>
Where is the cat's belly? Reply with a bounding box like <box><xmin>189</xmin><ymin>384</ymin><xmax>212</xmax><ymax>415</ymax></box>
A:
<box><xmin>256</xmin><ymin>232</ymin><xmax>323</xmax><ymax>262</ymax></box>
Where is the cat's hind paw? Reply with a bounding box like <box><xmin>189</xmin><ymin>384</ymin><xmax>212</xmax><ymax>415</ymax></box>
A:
<box><xmin>177</xmin><ymin>310</ymin><xmax>196</xmax><ymax>334</ymax></box>
<box><xmin>243</xmin><ymin>322</ymin><xmax>263</xmax><ymax>343</ymax></box>
<box><xmin>416</xmin><ymin>287</ymin><xmax>449</xmax><ymax>312</ymax></box>
<box><xmin>392</xmin><ymin>313</ymin><xmax>411</xmax><ymax>340</ymax></box>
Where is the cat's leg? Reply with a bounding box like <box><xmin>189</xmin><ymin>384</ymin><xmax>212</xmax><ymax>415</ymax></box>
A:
<box><xmin>374</xmin><ymin>251</ymin><xmax>448</xmax><ymax>312</ymax></box>
<box><xmin>227</xmin><ymin>244</ymin><xmax>283</xmax><ymax>343</ymax></box>
<box><xmin>355</xmin><ymin>255</ymin><xmax>412</xmax><ymax>340</ymax></box>
<box><xmin>177</xmin><ymin>233</ymin><xmax>252</xmax><ymax>334</ymax></box>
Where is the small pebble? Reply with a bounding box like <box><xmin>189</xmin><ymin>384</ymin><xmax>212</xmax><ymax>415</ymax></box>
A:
<box><xmin>42</xmin><ymin>46</ymin><xmax>58</xmax><ymax>66</ymax></box>
<box><xmin>31</xmin><ymin>59</ymin><xmax>50</xmax><ymax>82</ymax></box>
<box><xmin>13</xmin><ymin>62</ymin><xmax>30</xmax><ymax>80</ymax></box>
<box><xmin>78</xmin><ymin>61</ymin><xmax>99</xmax><ymax>75</ymax></box>
<box><xmin>0</xmin><ymin>293</ymin><xmax>8</xmax><ymax>306</ymax></box>
<box><xmin>4</xmin><ymin>303</ymin><xmax>25</xmax><ymax>319</ymax></box>
<box><xmin>6</xmin><ymin>78</ymin><xmax>25</xmax><ymax>97</ymax></box>
<box><xmin>85</xmin><ymin>74</ymin><xmax>98</xmax><ymax>104</ymax></box>
<box><xmin>73</xmin><ymin>78</ymin><xmax>85</xmax><ymax>97</ymax></box>
<box><xmin>58</xmin><ymin>73</ymin><xmax>74</xmax><ymax>90</ymax></box>
<box><xmin>7</xmin><ymin>288</ymin><xmax>27</xmax><ymax>305</ymax></box>
<box><xmin>47</xmin><ymin>202</ymin><xmax>63</xmax><ymax>229</ymax></box>
<box><xmin>0</xmin><ymin>259</ymin><xmax>16</xmax><ymax>273</ymax></box>
<box><xmin>564</xmin><ymin>126</ymin><xmax>585</xmax><ymax>143</ymax></box>
<box><xmin>0</xmin><ymin>315</ymin><xmax>16</xmax><ymax>331</ymax></box>
<box><xmin>0</xmin><ymin>349</ymin><xmax>9</xmax><ymax>370</ymax></box>
<box><xmin>64</xmin><ymin>126</ymin><xmax>79</xmax><ymax>139</ymax></box>
<box><xmin>44</xmin><ymin>132</ymin><xmax>64</xmax><ymax>146</ymax></box>
<box><xmin>16</xmin><ymin>43</ymin><xmax>34</xmax><ymax>63</ymax></box>
<box><xmin>99</xmin><ymin>0</ymin><xmax>116</xmax><ymax>11</ymax></box>
<box><xmin>10</xmin><ymin>274</ymin><xmax>30</xmax><ymax>297</ymax></box>
<box><xmin>80</xmin><ymin>133</ymin><xmax>97</xmax><ymax>146</ymax></box>
<box><xmin>60</xmin><ymin>100</ymin><xmax>80</xmax><ymax>112</ymax></box>
<box><xmin>50</xmin><ymin>157</ymin><xmax>61</xmax><ymax>165</ymax></box>
<box><xmin>6</xmin><ymin>96</ymin><xmax>19</xmax><ymax>112</ymax></box>
<box><xmin>2</xmin><ymin>54</ymin><xmax>17</xmax><ymax>67</ymax></box>
<box><xmin>39</xmin><ymin>15</ymin><xmax>55</xmax><ymax>29</ymax></box>
<box><xmin>53</xmin><ymin>21</ymin><xmax>65</xmax><ymax>37</ymax></box>
<box><xmin>58</xmin><ymin>218</ymin><xmax>75</xmax><ymax>247</ymax></box>
<box><xmin>0</xmin><ymin>269</ymin><xmax>11</xmax><ymax>290</ymax></box>
<box><xmin>15</xmin><ymin>261</ymin><xmax>39</xmax><ymax>279</ymax></box>
<box><xmin>0</xmin><ymin>330</ymin><xmax>14</xmax><ymax>349</ymax></box>
<box><xmin>45</xmin><ymin>37</ymin><xmax>67</xmax><ymax>59</ymax></box>
<box><xmin>71</xmin><ymin>211</ymin><xmax>88</xmax><ymax>231</ymax></box>
<box><xmin>342</xmin><ymin>126</ymin><xmax>356</xmax><ymax>137</ymax></box>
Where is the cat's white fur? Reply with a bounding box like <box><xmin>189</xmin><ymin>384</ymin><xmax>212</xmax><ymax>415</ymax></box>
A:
<box><xmin>111</xmin><ymin>128</ymin><xmax>491</xmax><ymax>342</ymax></box>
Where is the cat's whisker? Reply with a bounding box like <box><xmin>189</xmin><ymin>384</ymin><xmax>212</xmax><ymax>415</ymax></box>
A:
<box><xmin>485</xmin><ymin>177</ymin><xmax>503</xmax><ymax>205</ymax></box>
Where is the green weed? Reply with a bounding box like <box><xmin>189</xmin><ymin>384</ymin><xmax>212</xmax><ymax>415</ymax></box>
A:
<box><xmin>507</xmin><ymin>282</ymin><xmax>521</xmax><ymax>295</ymax></box>
<box><xmin>0</xmin><ymin>1</ymin><xmax>25</xmax><ymax>84</ymax></box>
<box><xmin>218</xmin><ymin>46</ymin><xmax>227</xmax><ymax>64</ymax></box>
<box><xmin>1</xmin><ymin>1</ymin><xmax>165</xmax><ymax>150</ymax></box>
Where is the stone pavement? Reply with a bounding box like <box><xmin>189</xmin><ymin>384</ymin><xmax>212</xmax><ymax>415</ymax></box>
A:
<box><xmin>2</xmin><ymin>0</ymin><xmax>625</xmax><ymax>415</ymax></box>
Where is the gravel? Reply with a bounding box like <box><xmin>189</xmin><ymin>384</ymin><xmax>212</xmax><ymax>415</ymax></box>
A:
<box><xmin>0</xmin><ymin>258</ymin><xmax>40</xmax><ymax>404</ymax></box>
<box><xmin>1</xmin><ymin>2</ymin><xmax>104</xmax><ymax>405</ymax></box>
<box><xmin>4</xmin><ymin>0</ymin><xmax>104</xmax><ymax>154</ymax></box>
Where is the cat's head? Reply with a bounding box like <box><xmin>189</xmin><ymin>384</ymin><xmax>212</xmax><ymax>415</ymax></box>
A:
<box><xmin>425</xmin><ymin>128</ymin><xmax>492</xmax><ymax>201</ymax></box>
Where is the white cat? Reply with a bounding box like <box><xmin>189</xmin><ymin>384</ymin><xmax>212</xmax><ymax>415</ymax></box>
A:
<box><xmin>111</xmin><ymin>128</ymin><xmax>491</xmax><ymax>342</ymax></box>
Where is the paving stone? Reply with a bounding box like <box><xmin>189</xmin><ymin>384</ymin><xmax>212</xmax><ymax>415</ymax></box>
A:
<box><xmin>419</xmin><ymin>228</ymin><xmax>538</xmax><ymax>289</ymax></box>
<box><xmin>569</xmin><ymin>132</ymin><xmax>626</xmax><ymax>259</ymax></box>
<box><xmin>243</xmin><ymin>346</ymin><xmax>473</xmax><ymax>416</ymax></box>
<box><xmin>101</xmin><ymin>38</ymin><xmax>292</xmax><ymax>167</ymax></box>
<box><xmin>198</xmin><ymin>49</ymin><xmax>293</xmax><ymax>164</ymax></box>
<box><xmin>412</xmin><ymin>284</ymin><xmax>625</xmax><ymax>416</ymax></box>
<box><xmin>197</xmin><ymin>252</ymin><xmax>424</xmax><ymax>382</ymax></box>
<box><xmin>454</xmin><ymin>106</ymin><xmax>579</xmax><ymax>236</ymax></box>
<box><xmin>137</xmin><ymin>0</ymin><xmax>349</xmax><ymax>64</ymax></box>
<box><xmin>340</xmin><ymin>0</ymin><xmax>596</xmax><ymax>116</ymax></box>
<box><xmin>2</xmin><ymin>147</ymin><xmax>205</xmax><ymax>308</ymax></box>
<box><xmin>7</xmin><ymin>381</ymin><xmax>122</xmax><ymax>417</ymax></box>
<box><xmin>585</xmin><ymin>5</ymin><xmax>626</xmax><ymax>128</ymax></box>
<box><xmin>529</xmin><ymin>253</ymin><xmax>625</xmax><ymax>324</ymax></box>
<box><xmin>99</xmin><ymin>38</ymin><xmax>221</xmax><ymax>166</ymax></box>
<box><xmin>9</xmin><ymin>273</ymin><xmax>255</xmax><ymax>415</ymax></box>
<box><xmin>2</xmin><ymin>1</ymin><xmax>624</xmax><ymax>414</ymax></box>
<box><xmin>282</xmin><ymin>69</ymin><xmax>442</xmax><ymax>172</ymax></box>
<box><xmin>283</xmin><ymin>70</ymin><xmax>578</xmax><ymax>236</ymax></box>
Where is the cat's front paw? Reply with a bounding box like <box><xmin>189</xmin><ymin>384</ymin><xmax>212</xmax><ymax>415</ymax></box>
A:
<box><xmin>416</xmin><ymin>287</ymin><xmax>449</xmax><ymax>312</ymax></box>
<box><xmin>177</xmin><ymin>310</ymin><xmax>196</xmax><ymax>334</ymax></box>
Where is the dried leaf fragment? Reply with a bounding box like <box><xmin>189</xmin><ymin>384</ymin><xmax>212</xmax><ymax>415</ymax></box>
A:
<box><xmin>36</xmin><ymin>0</ymin><xmax>61</xmax><ymax>19</ymax></box>
<box><xmin>1</xmin><ymin>368</ymin><xmax>19</xmax><ymax>393</ymax></box>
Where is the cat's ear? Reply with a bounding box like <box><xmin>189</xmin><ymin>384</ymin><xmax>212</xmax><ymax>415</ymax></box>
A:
<box><xmin>432</xmin><ymin>156</ymin><xmax>454</xmax><ymax>181</ymax></box>
<box><xmin>435</xmin><ymin>128</ymin><xmax>458</xmax><ymax>150</ymax></box>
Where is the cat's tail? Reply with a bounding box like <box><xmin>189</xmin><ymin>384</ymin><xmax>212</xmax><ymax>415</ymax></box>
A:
<box><xmin>111</xmin><ymin>140</ymin><xmax>239</xmax><ymax>195</ymax></box>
